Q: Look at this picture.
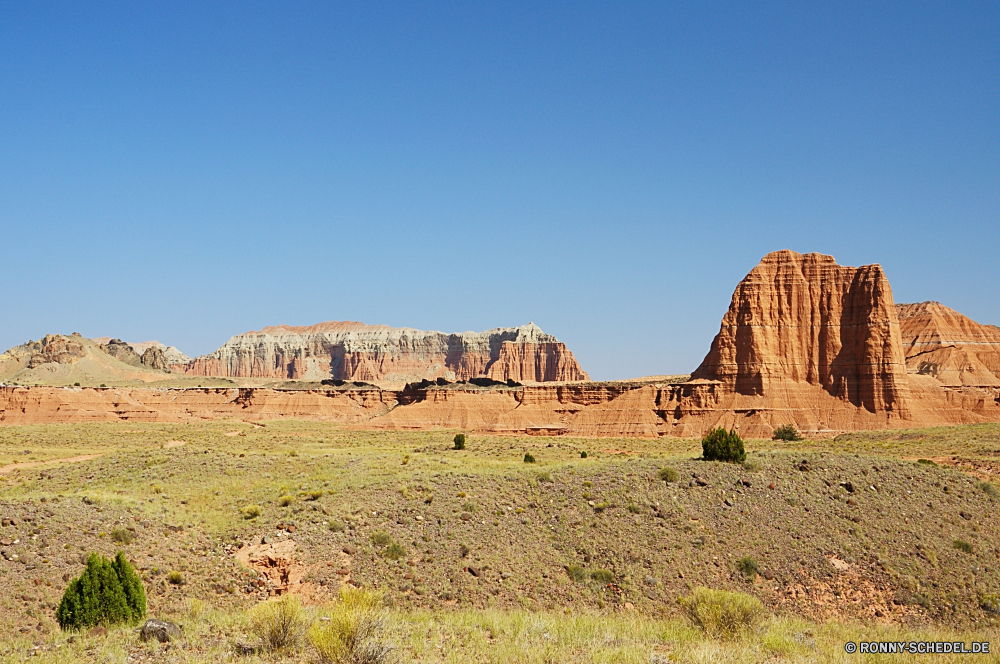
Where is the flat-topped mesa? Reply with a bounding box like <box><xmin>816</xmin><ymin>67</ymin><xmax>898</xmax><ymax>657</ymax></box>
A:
<box><xmin>178</xmin><ymin>321</ymin><xmax>590</xmax><ymax>384</ymax></box>
<box><xmin>896</xmin><ymin>301</ymin><xmax>1000</xmax><ymax>387</ymax></box>
<box><xmin>691</xmin><ymin>250</ymin><xmax>911</xmax><ymax>415</ymax></box>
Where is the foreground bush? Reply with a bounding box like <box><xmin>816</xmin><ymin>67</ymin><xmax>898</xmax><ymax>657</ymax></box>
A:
<box><xmin>679</xmin><ymin>587</ymin><xmax>764</xmax><ymax>639</ymax></box>
<box><xmin>308</xmin><ymin>587</ymin><xmax>395</xmax><ymax>663</ymax></box>
<box><xmin>56</xmin><ymin>552</ymin><xmax>146</xmax><ymax>630</ymax></box>
<box><xmin>701</xmin><ymin>427</ymin><xmax>747</xmax><ymax>463</ymax></box>
<box><xmin>248</xmin><ymin>594</ymin><xmax>308</xmax><ymax>652</ymax></box>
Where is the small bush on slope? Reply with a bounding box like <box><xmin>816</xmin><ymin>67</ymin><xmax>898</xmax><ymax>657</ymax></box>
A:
<box><xmin>309</xmin><ymin>586</ymin><xmax>395</xmax><ymax>664</ymax></box>
<box><xmin>680</xmin><ymin>587</ymin><xmax>764</xmax><ymax>639</ymax></box>
<box><xmin>56</xmin><ymin>552</ymin><xmax>146</xmax><ymax>630</ymax></box>
<box><xmin>701</xmin><ymin>428</ymin><xmax>747</xmax><ymax>464</ymax></box>
<box><xmin>248</xmin><ymin>595</ymin><xmax>308</xmax><ymax>652</ymax></box>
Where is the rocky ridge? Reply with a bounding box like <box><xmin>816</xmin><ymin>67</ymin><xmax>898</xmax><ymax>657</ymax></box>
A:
<box><xmin>177</xmin><ymin>322</ymin><xmax>589</xmax><ymax>385</ymax></box>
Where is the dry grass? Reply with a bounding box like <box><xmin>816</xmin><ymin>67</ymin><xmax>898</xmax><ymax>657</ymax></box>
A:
<box><xmin>2</xmin><ymin>420</ymin><xmax>1000</xmax><ymax>661</ymax></box>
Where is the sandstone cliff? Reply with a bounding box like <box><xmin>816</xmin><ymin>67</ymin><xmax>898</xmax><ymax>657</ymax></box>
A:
<box><xmin>691</xmin><ymin>250</ymin><xmax>911</xmax><ymax>416</ymax></box>
<box><xmin>897</xmin><ymin>302</ymin><xmax>1000</xmax><ymax>387</ymax></box>
<box><xmin>178</xmin><ymin>322</ymin><xmax>589</xmax><ymax>385</ymax></box>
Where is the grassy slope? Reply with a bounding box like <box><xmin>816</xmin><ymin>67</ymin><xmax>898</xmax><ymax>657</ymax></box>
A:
<box><xmin>0</xmin><ymin>422</ymin><xmax>999</xmax><ymax>661</ymax></box>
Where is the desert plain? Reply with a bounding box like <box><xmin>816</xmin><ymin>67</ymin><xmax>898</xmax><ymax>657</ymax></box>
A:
<box><xmin>1</xmin><ymin>250</ymin><xmax>1000</xmax><ymax>662</ymax></box>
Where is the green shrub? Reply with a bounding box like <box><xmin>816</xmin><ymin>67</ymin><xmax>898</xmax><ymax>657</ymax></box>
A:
<box><xmin>278</xmin><ymin>495</ymin><xmax>295</xmax><ymax>507</ymax></box>
<box><xmin>453</xmin><ymin>434</ymin><xmax>466</xmax><ymax>450</ymax></box>
<box><xmin>329</xmin><ymin>520</ymin><xmax>346</xmax><ymax>533</ymax></box>
<box><xmin>658</xmin><ymin>467</ymin><xmax>680</xmax><ymax>483</ymax></box>
<box><xmin>953</xmin><ymin>539</ymin><xmax>974</xmax><ymax>554</ymax></box>
<box><xmin>979</xmin><ymin>593</ymin><xmax>1000</xmax><ymax>614</ymax></box>
<box><xmin>110</xmin><ymin>527</ymin><xmax>135</xmax><ymax>545</ymax></box>
<box><xmin>167</xmin><ymin>571</ymin><xmax>185</xmax><ymax>585</ymax></box>
<box><xmin>305</xmin><ymin>490</ymin><xmax>324</xmax><ymax>501</ymax></box>
<box><xmin>56</xmin><ymin>552</ymin><xmax>146</xmax><ymax>630</ymax></box>
<box><xmin>590</xmin><ymin>569</ymin><xmax>614</xmax><ymax>584</ymax></box>
<box><xmin>679</xmin><ymin>587</ymin><xmax>765</xmax><ymax>639</ymax></box>
<box><xmin>308</xmin><ymin>587</ymin><xmax>393</xmax><ymax>664</ymax></box>
<box><xmin>248</xmin><ymin>594</ymin><xmax>307</xmax><ymax>652</ymax></box>
<box><xmin>462</xmin><ymin>501</ymin><xmax>477</xmax><ymax>513</ymax></box>
<box><xmin>580</xmin><ymin>451</ymin><xmax>588</xmax><ymax>458</ymax></box>
<box><xmin>701</xmin><ymin>428</ymin><xmax>746</xmax><ymax>464</ymax></box>
<box><xmin>565</xmin><ymin>565</ymin><xmax>587</xmax><ymax>583</ymax></box>
<box><xmin>536</xmin><ymin>471</ymin><xmax>553</xmax><ymax>483</ymax></box>
<box><xmin>627</xmin><ymin>503</ymin><xmax>641</xmax><ymax>514</ymax></box>
<box><xmin>736</xmin><ymin>556</ymin><xmax>759</xmax><ymax>580</ymax></box>
<box><xmin>384</xmin><ymin>543</ymin><xmax>406</xmax><ymax>561</ymax></box>
<box><xmin>523</xmin><ymin>453</ymin><xmax>535</xmax><ymax>464</ymax></box>
<box><xmin>977</xmin><ymin>481</ymin><xmax>999</xmax><ymax>499</ymax></box>
<box><xmin>917</xmin><ymin>458</ymin><xmax>937</xmax><ymax>466</ymax></box>
<box><xmin>771</xmin><ymin>424</ymin><xmax>802</xmax><ymax>441</ymax></box>
<box><xmin>371</xmin><ymin>532</ymin><xmax>393</xmax><ymax>547</ymax></box>
<box><xmin>241</xmin><ymin>505</ymin><xmax>262</xmax><ymax>519</ymax></box>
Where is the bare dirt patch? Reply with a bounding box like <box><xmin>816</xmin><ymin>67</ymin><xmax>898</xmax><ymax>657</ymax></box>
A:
<box><xmin>0</xmin><ymin>454</ymin><xmax>101</xmax><ymax>474</ymax></box>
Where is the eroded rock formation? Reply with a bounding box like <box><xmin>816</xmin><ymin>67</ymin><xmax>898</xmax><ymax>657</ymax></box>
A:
<box><xmin>691</xmin><ymin>250</ymin><xmax>910</xmax><ymax>415</ymax></box>
<box><xmin>897</xmin><ymin>301</ymin><xmax>1000</xmax><ymax>387</ymax></box>
<box><xmin>178</xmin><ymin>322</ymin><xmax>589</xmax><ymax>384</ymax></box>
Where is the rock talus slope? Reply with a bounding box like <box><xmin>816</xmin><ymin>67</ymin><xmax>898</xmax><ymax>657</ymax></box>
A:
<box><xmin>177</xmin><ymin>322</ymin><xmax>589</xmax><ymax>385</ymax></box>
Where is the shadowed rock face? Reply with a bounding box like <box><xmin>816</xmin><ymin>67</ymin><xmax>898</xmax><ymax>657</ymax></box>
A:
<box><xmin>691</xmin><ymin>250</ymin><xmax>911</xmax><ymax>415</ymax></box>
<box><xmin>177</xmin><ymin>322</ymin><xmax>589</xmax><ymax>384</ymax></box>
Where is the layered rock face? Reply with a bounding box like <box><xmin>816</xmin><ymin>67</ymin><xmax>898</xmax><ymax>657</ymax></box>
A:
<box><xmin>897</xmin><ymin>302</ymin><xmax>1000</xmax><ymax>387</ymax></box>
<box><xmin>671</xmin><ymin>252</ymin><xmax>1000</xmax><ymax>436</ymax></box>
<box><xmin>691</xmin><ymin>250</ymin><xmax>911</xmax><ymax>415</ymax></box>
<box><xmin>178</xmin><ymin>322</ymin><xmax>589</xmax><ymax>384</ymax></box>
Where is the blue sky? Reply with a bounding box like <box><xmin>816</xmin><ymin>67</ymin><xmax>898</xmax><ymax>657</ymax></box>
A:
<box><xmin>1</xmin><ymin>2</ymin><xmax>997</xmax><ymax>380</ymax></box>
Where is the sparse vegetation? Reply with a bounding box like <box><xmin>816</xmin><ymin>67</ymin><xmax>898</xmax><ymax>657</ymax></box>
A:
<box><xmin>680</xmin><ymin>587</ymin><xmax>765</xmax><ymax>639</ymax></box>
<box><xmin>371</xmin><ymin>531</ymin><xmax>393</xmax><ymax>547</ymax></box>
<box><xmin>977</xmin><ymin>480</ymin><xmax>999</xmax><ymax>499</ymax></box>
<box><xmin>590</xmin><ymin>569</ymin><xmax>614</xmax><ymax>584</ymax></box>
<box><xmin>167</xmin><ymin>571</ymin><xmax>185</xmax><ymax>585</ymax></box>
<box><xmin>248</xmin><ymin>594</ymin><xmax>308</xmax><ymax>652</ymax></box>
<box><xmin>110</xmin><ymin>526</ymin><xmax>135</xmax><ymax>545</ymax></box>
<box><xmin>1</xmin><ymin>419</ymin><xmax>1000</xmax><ymax>659</ymax></box>
<box><xmin>279</xmin><ymin>494</ymin><xmax>295</xmax><ymax>506</ymax></box>
<box><xmin>953</xmin><ymin>539</ymin><xmax>974</xmax><ymax>554</ymax></box>
<box><xmin>566</xmin><ymin>565</ymin><xmax>587</xmax><ymax>583</ymax></box>
<box><xmin>384</xmin><ymin>542</ymin><xmax>406</xmax><ymax>561</ymax></box>
<box><xmin>308</xmin><ymin>587</ymin><xmax>394</xmax><ymax>664</ymax></box>
<box><xmin>701</xmin><ymin>427</ymin><xmax>747</xmax><ymax>463</ymax></box>
<box><xmin>918</xmin><ymin>458</ymin><xmax>938</xmax><ymax>466</ymax></box>
<box><xmin>736</xmin><ymin>555</ymin><xmax>759</xmax><ymax>580</ymax></box>
<box><xmin>241</xmin><ymin>504</ymin><xmax>262</xmax><ymax>519</ymax></box>
<box><xmin>658</xmin><ymin>467</ymin><xmax>680</xmax><ymax>483</ymax></box>
<box><xmin>771</xmin><ymin>424</ymin><xmax>803</xmax><ymax>441</ymax></box>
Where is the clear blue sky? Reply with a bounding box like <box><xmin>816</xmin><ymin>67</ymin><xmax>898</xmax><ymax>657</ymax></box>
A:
<box><xmin>1</xmin><ymin>2</ymin><xmax>997</xmax><ymax>380</ymax></box>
